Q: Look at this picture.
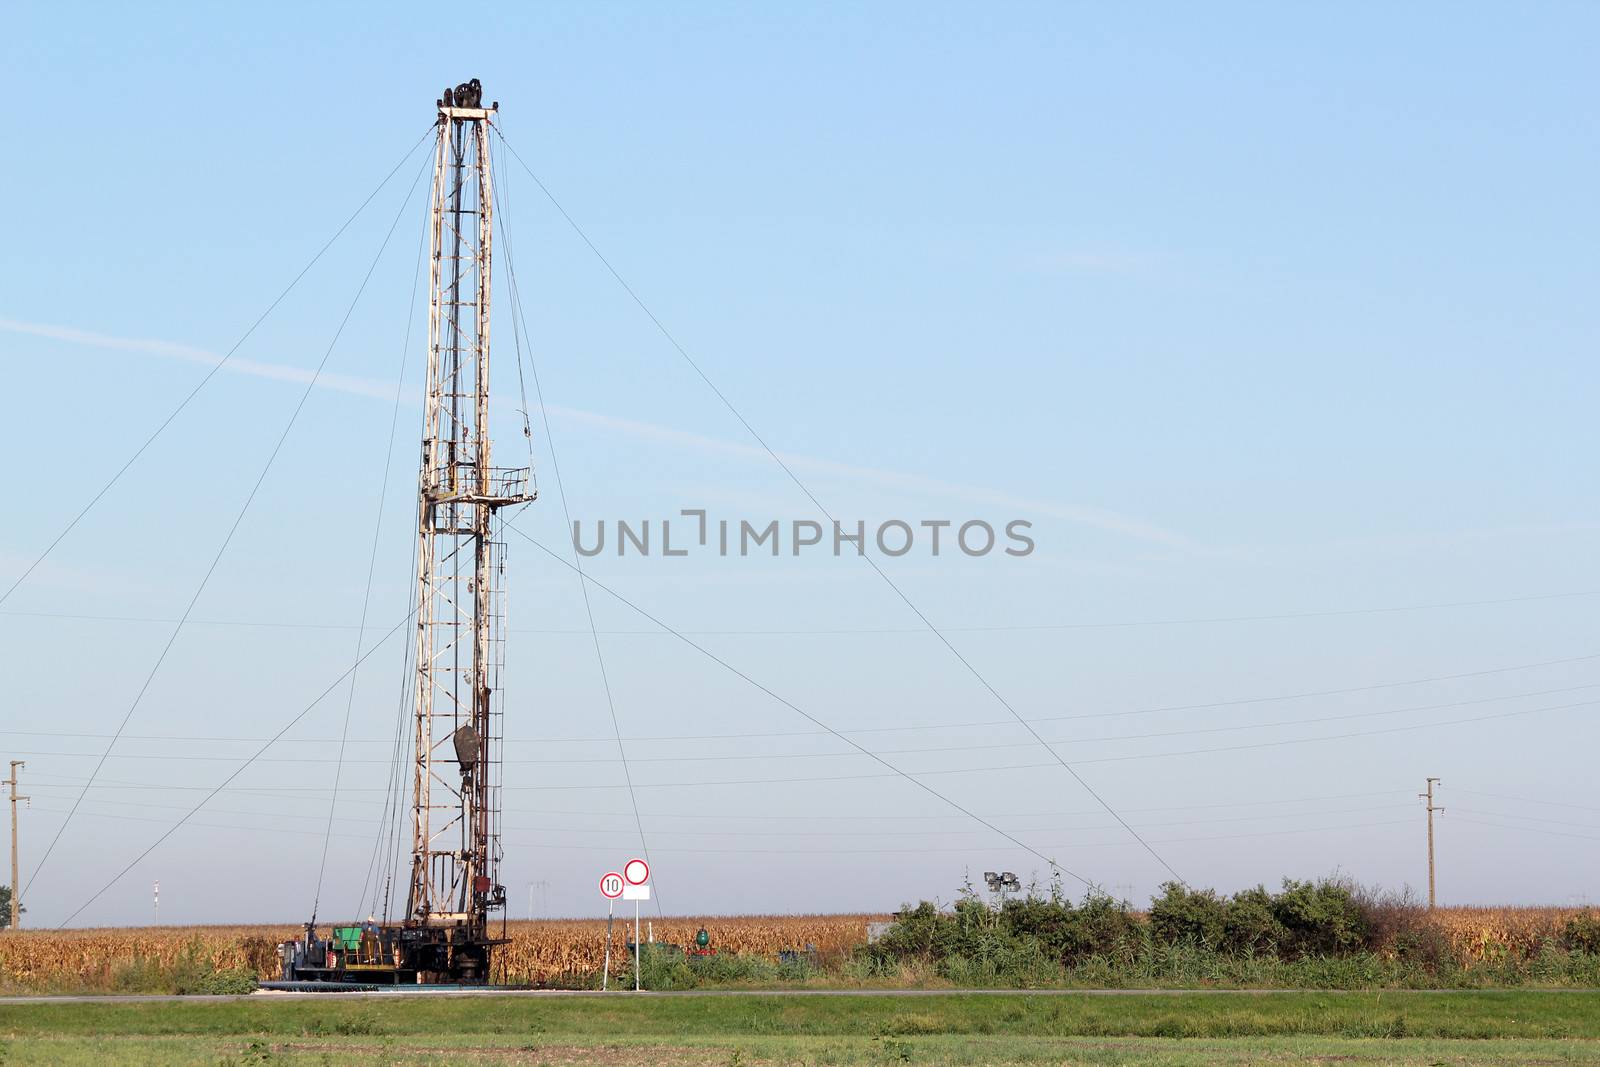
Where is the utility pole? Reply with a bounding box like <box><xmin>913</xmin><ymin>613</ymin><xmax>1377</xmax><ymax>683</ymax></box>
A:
<box><xmin>4</xmin><ymin>761</ymin><xmax>25</xmax><ymax>930</ymax></box>
<box><xmin>1420</xmin><ymin>777</ymin><xmax>1443</xmax><ymax>908</ymax></box>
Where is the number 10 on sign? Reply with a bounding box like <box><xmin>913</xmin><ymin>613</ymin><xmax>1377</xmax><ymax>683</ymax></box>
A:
<box><xmin>598</xmin><ymin>872</ymin><xmax>623</xmax><ymax>990</ymax></box>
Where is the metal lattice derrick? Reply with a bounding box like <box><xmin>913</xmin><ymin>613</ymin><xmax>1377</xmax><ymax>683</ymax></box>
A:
<box><xmin>405</xmin><ymin>81</ymin><xmax>532</xmax><ymax>950</ymax></box>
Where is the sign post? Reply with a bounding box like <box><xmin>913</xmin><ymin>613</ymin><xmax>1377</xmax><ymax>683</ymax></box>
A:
<box><xmin>622</xmin><ymin>858</ymin><xmax>650</xmax><ymax>992</ymax></box>
<box><xmin>599</xmin><ymin>871</ymin><xmax>624</xmax><ymax>991</ymax></box>
<box><xmin>603</xmin><ymin>901</ymin><xmax>614</xmax><ymax>991</ymax></box>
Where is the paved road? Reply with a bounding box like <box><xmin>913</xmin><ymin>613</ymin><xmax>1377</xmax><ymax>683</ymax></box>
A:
<box><xmin>0</xmin><ymin>987</ymin><xmax>1589</xmax><ymax>1005</ymax></box>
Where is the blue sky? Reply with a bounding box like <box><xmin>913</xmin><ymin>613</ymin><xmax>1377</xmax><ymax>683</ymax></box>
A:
<box><xmin>3</xmin><ymin>2</ymin><xmax>1598</xmax><ymax>925</ymax></box>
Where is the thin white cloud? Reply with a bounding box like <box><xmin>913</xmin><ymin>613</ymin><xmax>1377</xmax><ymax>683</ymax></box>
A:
<box><xmin>5</xmin><ymin>316</ymin><xmax>1193</xmax><ymax>549</ymax></box>
<box><xmin>552</xmin><ymin>408</ymin><xmax>1193</xmax><ymax>548</ymax></box>
<box><xmin>0</xmin><ymin>317</ymin><xmax>396</xmax><ymax>400</ymax></box>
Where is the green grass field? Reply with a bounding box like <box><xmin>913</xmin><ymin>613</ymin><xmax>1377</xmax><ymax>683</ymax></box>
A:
<box><xmin>2</xmin><ymin>991</ymin><xmax>1600</xmax><ymax>1065</ymax></box>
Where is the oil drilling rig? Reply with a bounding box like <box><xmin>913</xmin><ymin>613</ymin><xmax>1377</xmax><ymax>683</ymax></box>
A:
<box><xmin>279</xmin><ymin>78</ymin><xmax>534</xmax><ymax>985</ymax></box>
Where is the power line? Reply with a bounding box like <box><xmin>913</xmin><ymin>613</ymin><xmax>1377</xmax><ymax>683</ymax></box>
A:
<box><xmin>33</xmin><ymin>799</ymin><xmax>1413</xmax><ymax>846</ymax></box>
<box><xmin>1451</xmin><ymin>816</ymin><xmax>1600</xmax><ymax>845</ymax></box>
<box><xmin>490</xmin><ymin>137</ymin><xmax>661</xmax><ymax>915</ymax></box>
<box><xmin>505</xmin><ymin>789</ymin><xmax>1416</xmax><ymax>820</ymax></box>
<box><xmin>509</xmin><ymin>817</ymin><xmax>1418</xmax><ymax>857</ymax></box>
<box><xmin>28</xmin><ymin>787</ymin><xmax>1412</xmax><ymax>836</ymax></box>
<box><xmin>16</xmin><ymin>680</ymin><xmax>1591</xmax><ymax>768</ymax></box>
<box><xmin>28</xmin><ymin>800</ymin><xmax>1415</xmax><ymax>861</ymax></box>
<box><xmin>519</xmin><ymin>803</ymin><xmax>1415</xmax><ymax>838</ymax></box>
<box><xmin>1450</xmin><ymin>788</ymin><xmax>1600</xmax><ymax>814</ymax></box>
<box><xmin>1056</xmin><ymin>698</ymin><xmax>1596</xmax><ymax>767</ymax></box>
<box><xmin>10</xmin><ymin>687</ymin><xmax>1585</xmax><ymax>774</ymax></box>
<box><xmin>21</xmin><ymin>780</ymin><xmax>1414</xmax><ymax>825</ymax></box>
<box><xmin>410</xmin><ymin>679</ymin><xmax>1600</xmax><ymax>764</ymax></box>
<box><xmin>450</xmin><ymin>692</ymin><xmax>1600</xmax><ymax>792</ymax></box>
<box><xmin>1450</xmin><ymin>807</ymin><xmax>1600</xmax><ymax>833</ymax></box>
<box><xmin>32</xmin><ymin>777</ymin><xmax>1414</xmax><ymax>828</ymax></box>
<box><xmin>9</xmin><ymin>585</ymin><xmax>1600</xmax><ymax>633</ymax></box>
<box><xmin>504</xmin><ymin>523</ymin><xmax>1105</xmax><ymax>890</ymax></box>
<box><xmin>26</xmin><ymin>150</ymin><xmax>433</xmax><ymax>900</ymax></box>
<box><xmin>20</xmin><ymin>685</ymin><xmax>1587</xmax><ymax>798</ymax></box>
<box><xmin>31</xmin><ymin>778</ymin><xmax>394</xmax><ymax>793</ymax></box>
<box><xmin>312</xmin><ymin>158</ymin><xmax>431</xmax><ymax>928</ymax></box>
<box><xmin>4</xmin><ymin>640</ymin><xmax>1595</xmax><ymax>748</ymax></box>
<box><xmin>55</xmin><ymin>612</ymin><xmax>414</xmax><ymax>928</ymax></box>
<box><xmin>354</xmin><ymin>235</ymin><xmax>429</xmax><ymax>927</ymax></box>
<box><xmin>0</xmin><ymin>127</ymin><xmax>434</xmax><ymax>613</ymax></box>
<box><xmin>491</xmin><ymin>124</ymin><xmax>1558</xmax><ymax>888</ymax></box>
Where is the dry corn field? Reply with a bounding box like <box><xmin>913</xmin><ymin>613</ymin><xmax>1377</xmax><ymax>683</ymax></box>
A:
<box><xmin>1427</xmin><ymin>906</ymin><xmax>1590</xmax><ymax>962</ymax></box>
<box><xmin>0</xmin><ymin>914</ymin><xmax>887</xmax><ymax>989</ymax></box>
<box><xmin>0</xmin><ymin>908</ymin><xmax>1591</xmax><ymax>990</ymax></box>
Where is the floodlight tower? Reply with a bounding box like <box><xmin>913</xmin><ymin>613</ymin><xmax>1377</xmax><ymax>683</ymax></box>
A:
<box><xmin>405</xmin><ymin>78</ymin><xmax>534</xmax><ymax>980</ymax></box>
<box><xmin>983</xmin><ymin>871</ymin><xmax>1021</xmax><ymax>902</ymax></box>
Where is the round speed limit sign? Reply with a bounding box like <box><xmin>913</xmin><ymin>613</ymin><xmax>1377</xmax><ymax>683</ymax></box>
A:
<box><xmin>599</xmin><ymin>871</ymin><xmax>624</xmax><ymax>899</ymax></box>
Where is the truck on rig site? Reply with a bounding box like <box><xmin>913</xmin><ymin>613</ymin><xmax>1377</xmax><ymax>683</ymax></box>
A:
<box><xmin>276</xmin><ymin>78</ymin><xmax>531</xmax><ymax>986</ymax></box>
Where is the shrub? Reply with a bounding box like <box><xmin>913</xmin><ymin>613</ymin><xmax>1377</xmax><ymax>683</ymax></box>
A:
<box><xmin>107</xmin><ymin>940</ymin><xmax>258</xmax><ymax>996</ymax></box>
<box><xmin>775</xmin><ymin>953</ymin><xmax>816</xmax><ymax>982</ymax></box>
<box><xmin>199</xmin><ymin>967</ymin><xmax>259</xmax><ymax>995</ymax></box>
<box><xmin>1393</xmin><ymin>923</ymin><xmax>1454</xmax><ymax>969</ymax></box>
<box><xmin>629</xmin><ymin>944</ymin><xmax>693</xmax><ymax>990</ymax></box>
<box><xmin>1351</xmin><ymin>883</ymin><xmax>1428</xmax><ymax>955</ymax></box>
<box><xmin>1271</xmin><ymin>878</ymin><xmax>1368</xmax><ymax>957</ymax></box>
<box><xmin>939</xmin><ymin>936</ymin><xmax>1058</xmax><ymax>987</ymax></box>
<box><xmin>867</xmin><ymin>891</ymin><xmax>1141</xmax><ymax>971</ymax></box>
<box><xmin>109</xmin><ymin>955</ymin><xmax>168</xmax><ymax>994</ymax></box>
<box><xmin>1062</xmin><ymin>893</ymin><xmax>1143</xmax><ymax>963</ymax></box>
<box><xmin>688</xmin><ymin>950</ymin><xmax>778</xmax><ymax>985</ymax></box>
<box><xmin>997</xmin><ymin>893</ymin><xmax>1077</xmax><ymax>955</ymax></box>
<box><xmin>1222</xmin><ymin>886</ymin><xmax>1288</xmax><ymax>954</ymax></box>
<box><xmin>1149</xmin><ymin>882</ymin><xmax>1226</xmax><ymax>948</ymax></box>
<box><xmin>1564</xmin><ymin>911</ymin><xmax>1600</xmax><ymax>954</ymax></box>
<box><xmin>857</xmin><ymin>880</ymin><xmax>1593</xmax><ymax>990</ymax></box>
<box><xmin>872</xmin><ymin>901</ymin><xmax>945</xmax><ymax>960</ymax></box>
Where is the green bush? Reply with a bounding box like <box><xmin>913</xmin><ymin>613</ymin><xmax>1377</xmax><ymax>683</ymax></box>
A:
<box><xmin>873</xmin><ymin>901</ymin><xmax>945</xmax><ymax>960</ymax></box>
<box><xmin>1149</xmin><ymin>882</ymin><xmax>1226</xmax><ymax>948</ymax></box>
<box><xmin>1060</xmin><ymin>893</ymin><xmax>1144</xmax><ymax>963</ymax></box>
<box><xmin>775</xmin><ymin>958</ymin><xmax>813</xmax><ymax>981</ymax></box>
<box><xmin>1271</xmin><ymin>879</ymin><xmax>1368</xmax><ymax>957</ymax></box>
<box><xmin>689</xmin><ymin>951</ymin><xmax>778</xmax><ymax>984</ymax></box>
<box><xmin>938</xmin><ymin>937</ymin><xmax>1058</xmax><ymax>987</ymax></box>
<box><xmin>866</xmin><ymin>890</ymin><xmax>1143</xmax><ymax>974</ymax></box>
<box><xmin>629</xmin><ymin>944</ymin><xmax>693</xmax><ymax>990</ymax></box>
<box><xmin>109</xmin><ymin>955</ymin><xmax>169</xmax><ymax>994</ymax></box>
<box><xmin>849</xmin><ymin>879</ymin><xmax>1600</xmax><ymax>992</ymax></box>
<box><xmin>1221</xmin><ymin>886</ymin><xmax>1289</xmax><ymax>954</ymax></box>
<box><xmin>996</xmin><ymin>892</ymin><xmax>1076</xmax><ymax>955</ymax></box>
<box><xmin>1564</xmin><ymin>911</ymin><xmax>1600</xmax><ymax>954</ymax></box>
<box><xmin>198</xmin><ymin>968</ymin><xmax>259</xmax><ymax>995</ymax></box>
<box><xmin>879</xmin><ymin>879</ymin><xmax>1373</xmax><ymax>970</ymax></box>
<box><xmin>622</xmin><ymin>946</ymin><xmax>807</xmax><ymax>990</ymax></box>
<box><xmin>108</xmin><ymin>940</ymin><xmax>259</xmax><ymax>996</ymax></box>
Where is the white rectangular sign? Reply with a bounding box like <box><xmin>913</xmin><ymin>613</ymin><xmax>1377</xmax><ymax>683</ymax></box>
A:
<box><xmin>622</xmin><ymin>883</ymin><xmax>651</xmax><ymax>901</ymax></box>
